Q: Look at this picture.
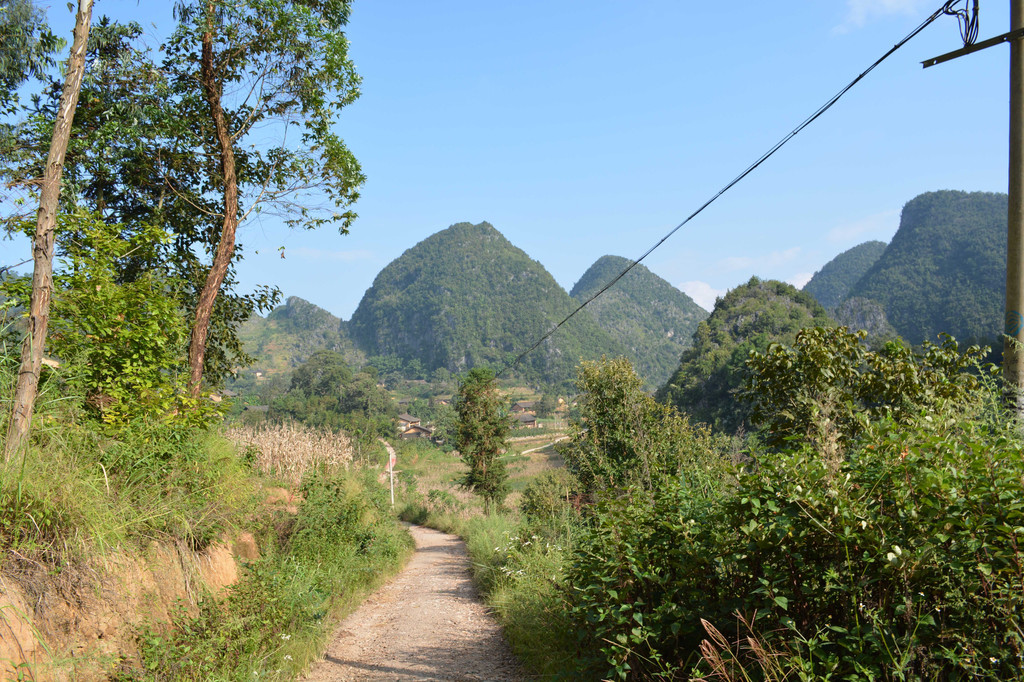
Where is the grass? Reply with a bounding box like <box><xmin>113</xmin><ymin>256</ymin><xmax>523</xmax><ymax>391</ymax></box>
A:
<box><xmin>0</xmin><ymin>357</ymin><xmax>413</xmax><ymax>680</ymax></box>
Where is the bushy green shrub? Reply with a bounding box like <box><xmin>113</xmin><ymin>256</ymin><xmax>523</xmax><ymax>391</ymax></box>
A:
<box><xmin>520</xmin><ymin>468</ymin><xmax>579</xmax><ymax>519</ymax></box>
<box><xmin>565</xmin><ymin>398</ymin><xmax>1024</xmax><ymax>680</ymax></box>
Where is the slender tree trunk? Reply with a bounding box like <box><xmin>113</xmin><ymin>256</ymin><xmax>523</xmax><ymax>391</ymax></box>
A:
<box><xmin>188</xmin><ymin>6</ymin><xmax>239</xmax><ymax>399</ymax></box>
<box><xmin>5</xmin><ymin>0</ymin><xmax>94</xmax><ymax>461</ymax></box>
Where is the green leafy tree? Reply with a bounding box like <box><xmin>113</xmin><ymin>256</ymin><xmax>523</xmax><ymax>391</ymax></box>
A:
<box><xmin>743</xmin><ymin>326</ymin><xmax>991</xmax><ymax>464</ymax></box>
<box><xmin>534</xmin><ymin>393</ymin><xmax>557</xmax><ymax>418</ymax></box>
<box><xmin>164</xmin><ymin>0</ymin><xmax>364</xmax><ymax>397</ymax></box>
<box><xmin>0</xmin><ymin>0</ymin><xmax>62</xmax><ymax>118</ymax></box>
<box><xmin>454</xmin><ymin>367</ymin><xmax>509</xmax><ymax>513</ymax></box>
<box><xmin>48</xmin><ymin>215</ymin><xmax>204</xmax><ymax>425</ymax></box>
<box><xmin>3</xmin><ymin>16</ymin><xmax>280</xmax><ymax>391</ymax></box>
<box><xmin>269</xmin><ymin>350</ymin><xmax>394</xmax><ymax>434</ymax></box>
<box><xmin>563</xmin><ymin>356</ymin><xmax>724</xmax><ymax>498</ymax></box>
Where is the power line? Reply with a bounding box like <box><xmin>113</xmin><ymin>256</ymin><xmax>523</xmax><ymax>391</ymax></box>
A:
<box><xmin>496</xmin><ymin>0</ymin><xmax>967</xmax><ymax>381</ymax></box>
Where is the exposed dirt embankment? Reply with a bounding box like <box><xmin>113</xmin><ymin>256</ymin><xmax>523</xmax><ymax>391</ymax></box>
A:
<box><xmin>1</xmin><ymin>520</ymin><xmax>265</xmax><ymax>680</ymax></box>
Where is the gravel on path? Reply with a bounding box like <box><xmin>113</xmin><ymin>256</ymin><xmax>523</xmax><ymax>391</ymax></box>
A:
<box><xmin>302</xmin><ymin>524</ymin><xmax>525</xmax><ymax>681</ymax></box>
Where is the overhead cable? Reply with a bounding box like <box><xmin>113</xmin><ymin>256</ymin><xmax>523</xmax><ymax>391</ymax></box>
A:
<box><xmin>495</xmin><ymin>0</ymin><xmax>970</xmax><ymax>380</ymax></box>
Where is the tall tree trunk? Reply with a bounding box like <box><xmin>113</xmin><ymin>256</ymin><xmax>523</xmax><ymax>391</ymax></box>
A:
<box><xmin>5</xmin><ymin>0</ymin><xmax>94</xmax><ymax>461</ymax></box>
<box><xmin>188</xmin><ymin>6</ymin><xmax>239</xmax><ymax>399</ymax></box>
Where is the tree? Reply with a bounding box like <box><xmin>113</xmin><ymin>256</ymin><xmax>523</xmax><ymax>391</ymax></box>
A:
<box><xmin>454</xmin><ymin>368</ymin><xmax>509</xmax><ymax>513</ymax></box>
<box><xmin>0</xmin><ymin>0</ymin><xmax>62</xmax><ymax>117</ymax></box>
<box><xmin>5</xmin><ymin>0</ymin><xmax>93</xmax><ymax>459</ymax></box>
<box><xmin>165</xmin><ymin>0</ymin><xmax>364</xmax><ymax>397</ymax></box>
<box><xmin>743</xmin><ymin>326</ymin><xmax>992</xmax><ymax>465</ymax></box>
<box><xmin>563</xmin><ymin>356</ymin><xmax>722</xmax><ymax>498</ymax></box>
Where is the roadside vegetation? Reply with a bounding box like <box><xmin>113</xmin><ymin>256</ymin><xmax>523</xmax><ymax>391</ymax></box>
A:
<box><xmin>402</xmin><ymin>328</ymin><xmax>1024</xmax><ymax>680</ymax></box>
<box><xmin>0</xmin><ymin>326</ymin><xmax>412</xmax><ymax>679</ymax></box>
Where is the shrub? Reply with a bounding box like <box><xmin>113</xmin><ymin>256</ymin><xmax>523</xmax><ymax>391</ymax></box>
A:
<box><xmin>520</xmin><ymin>468</ymin><xmax>579</xmax><ymax>519</ymax></box>
<box><xmin>565</xmin><ymin>396</ymin><xmax>1024</xmax><ymax>680</ymax></box>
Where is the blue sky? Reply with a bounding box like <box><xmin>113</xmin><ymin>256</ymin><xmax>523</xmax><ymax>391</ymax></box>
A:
<box><xmin>3</xmin><ymin>0</ymin><xmax>1013</xmax><ymax>315</ymax></box>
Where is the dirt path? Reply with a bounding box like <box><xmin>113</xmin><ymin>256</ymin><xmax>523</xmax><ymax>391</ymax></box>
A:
<box><xmin>302</xmin><ymin>525</ymin><xmax>524</xmax><ymax>681</ymax></box>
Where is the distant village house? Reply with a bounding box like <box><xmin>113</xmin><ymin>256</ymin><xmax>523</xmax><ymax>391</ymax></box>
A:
<box><xmin>511</xmin><ymin>401</ymin><xmax>536</xmax><ymax>414</ymax></box>
<box><xmin>401</xmin><ymin>424</ymin><xmax>433</xmax><ymax>440</ymax></box>
<box><xmin>515</xmin><ymin>412</ymin><xmax>538</xmax><ymax>429</ymax></box>
<box><xmin>397</xmin><ymin>413</ymin><xmax>421</xmax><ymax>431</ymax></box>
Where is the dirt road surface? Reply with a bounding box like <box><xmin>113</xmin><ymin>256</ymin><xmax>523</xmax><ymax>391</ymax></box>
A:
<box><xmin>302</xmin><ymin>524</ymin><xmax>524</xmax><ymax>681</ymax></box>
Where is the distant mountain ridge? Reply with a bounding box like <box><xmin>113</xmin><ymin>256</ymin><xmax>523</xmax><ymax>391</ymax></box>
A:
<box><xmin>803</xmin><ymin>241</ymin><xmax>887</xmax><ymax>310</ymax></box>
<box><xmin>348</xmin><ymin>221</ymin><xmax>628</xmax><ymax>387</ymax></box>
<box><xmin>846</xmin><ymin>190</ymin><xmax>1006</xmax><ymax>347</ymax></box>
<box><xmin>571</xmin><ymin>255</ymin><xmax>708</xmax><ymax>387</ymax></box>
<box><xmin>238</xmin><ymin>296</ymin><xmax>363</xmax><ymax>375</ymax></box>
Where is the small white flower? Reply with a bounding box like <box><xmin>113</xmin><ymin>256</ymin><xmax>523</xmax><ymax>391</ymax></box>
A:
<box><xmin>284</xmin><ymin>655</ymin><xmax>293</xmax><ymax>661</ymax></box>
<box><xmin>280</xmin><ymin>633</ymin><xmax>291</xmax><ymax>640</ymax></box>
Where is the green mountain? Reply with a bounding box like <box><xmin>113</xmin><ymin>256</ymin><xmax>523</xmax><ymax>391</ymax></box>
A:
<box><xmin>803</xmin><ymin>241</ymin><xmax>888</xmax><ymax>310</ymax></box>
<box><xmin>348</xmin><ymin>221</ymin><xmax>626</xmax><ymax>387</ymax></box>
<box><xmin>846</xmin><ymin>190</ymin><xmax>1006</xmax><ymax>346</ymax></box>
<box><xmin>570</xmin><ymin>255</ymin><xmax>708</xmax><ymax>387</ymax></box>
<box><xmin>657</xmin><ymin>277</ymin><xmax>832</xmax><ymax>433</ymax></box>
<box><xmin>238</xmin><ymin>296</ymin><xmax>363</xmax><ymax>376</ymax></box>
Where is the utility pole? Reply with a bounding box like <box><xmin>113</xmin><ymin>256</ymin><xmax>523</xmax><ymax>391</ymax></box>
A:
<box><xmin>1007</xmin><ymin>0</ymin><xmax>1024</xmax><ymax>417</ymax></box>
<box><xmin>925</xmin><ymin>2</ymin><xmax>1024</xmax><ymax>417</ymax></box>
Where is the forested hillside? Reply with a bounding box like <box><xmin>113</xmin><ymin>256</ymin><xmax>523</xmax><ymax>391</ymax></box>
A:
<box><xmin>847</xmin><ymin>190</ymin><xmax>1006</xmax><ymax>346</ymax></box>
<box><xmin>803</xmin><ymin>240</ymin><xmax>887</xmax><ymax>309</ymax></box>
<box><xmin>570</xmin><ymin>255</ymin><xmax>707</xmax><ymax>387</ymax></box>
<box><xmin>657</xmin><ymin>277</ymin><xmax>832</xmax><ymax>432</ymax></box>
<box><xmin>238</xmin><ymin>296</ymin><xmax>363</xmax><ymax>376</ymax></box>
<box><xmin>348</xmin><ymin>221</ymin><xmax>626</xmax><ymax>387</ymax></box>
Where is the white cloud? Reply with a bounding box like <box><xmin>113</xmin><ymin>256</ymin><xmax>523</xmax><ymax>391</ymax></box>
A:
<box><xmin>289</xmin><ymin>247</ymin><xmax>374</xmax><ymax>262</ymax></box>
<box><xmin>788</xmin><ymin>271</ymin><xmax>815</xmax><ymax>289</ymax></box>
<box><xmin>827</xmin><ymin>209</ymin><xmax>899</xmax><ymax>243</ymax></box>
<box><xmin>837</xmin><ymin>0</ymin><xmax>929</xmax><ymax>32</ymax></box>
<box><xmin>680</xmin><ymin>280</ymin><xmax>727</xmax><ymax>311</ymax></box>
<box><xmin>718</xmin><ymin>247</ymin><xmax>801</xmax><ymax>273</ymax></box>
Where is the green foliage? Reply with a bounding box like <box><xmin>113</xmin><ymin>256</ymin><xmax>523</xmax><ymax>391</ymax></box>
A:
<box><xmin>550</xmin><ymin>328</ymin><xmax>1024</xmax><ymax>680</ymax></box>
<box><xmin>455</xmin><ymin>367</ymin><xmax>510</xmax><ymax>513</ymax></box>
<box><xmin>565</xmin><ymin>398</ymin><xmax>1024</xmax><ymax>680</ymax></box>
<box><xmin>349</xmin><ymin>221</ymin><xmax>627</xmax><ymax>388</ymax></box>
<box><xmin>743</xmin><ymin>326</ymin><xmax>991</xmax><ymax>459</ymax></box>
<box><xmin>570</xmin><ymin>255</ymin><xmax>708</xmax><ymax>388</ymax></box>
<box><xmin>45</xmin><ymin>215</ymin><xmax>208</xmax><ymax>426</ymax></box>
<box><xmin>4</xmin><ymin>16</ymin><xmax>282</xmax><ymax>387</ymax></box>
<box><xmin>520</xmin><ymin>468</ymin><xmax>579</xmax><ymax>519</ymax></box>
<box><xmin>565</xmin><ymin>356</ymin><xmax>727</xmax><ymax>497</ymax></box>
<box><xmin>121</xmin><ymin>469</ymin><xmax>412</xmax><ymax>681</ymax></box>
<box><xmin>0</xmin><ymin>0</ymin><xmax>62</xmax><ymax>117</ymax></box>
<box><xmin>658</xmin><ymin>277</ymin><xmax>833</xmax><ymax>433</ymax></box>
<box><xmin>267</xmin><ymin>350</ymin><xmax>395</xmax><ymax>437</ymax></box>
<box><xmin>803</xmin><ymin>240</ymin><xmax>887</xmax><ymax>310</ymax></box>
<box><xmin>847</xmin><ymin>190</ymin><xmax>1007</xmax><ymax>347</ymax></box>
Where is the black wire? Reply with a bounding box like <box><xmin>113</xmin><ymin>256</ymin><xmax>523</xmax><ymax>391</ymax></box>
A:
<box><xmin>495</xmin><ymin>0</ymin><xmax>966</xmax><ymax>381</ymax></box>
<box><xmin>944</xmin><ymin>0</ymin><xmax>980</xmax><ymax>46</ymax></box>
